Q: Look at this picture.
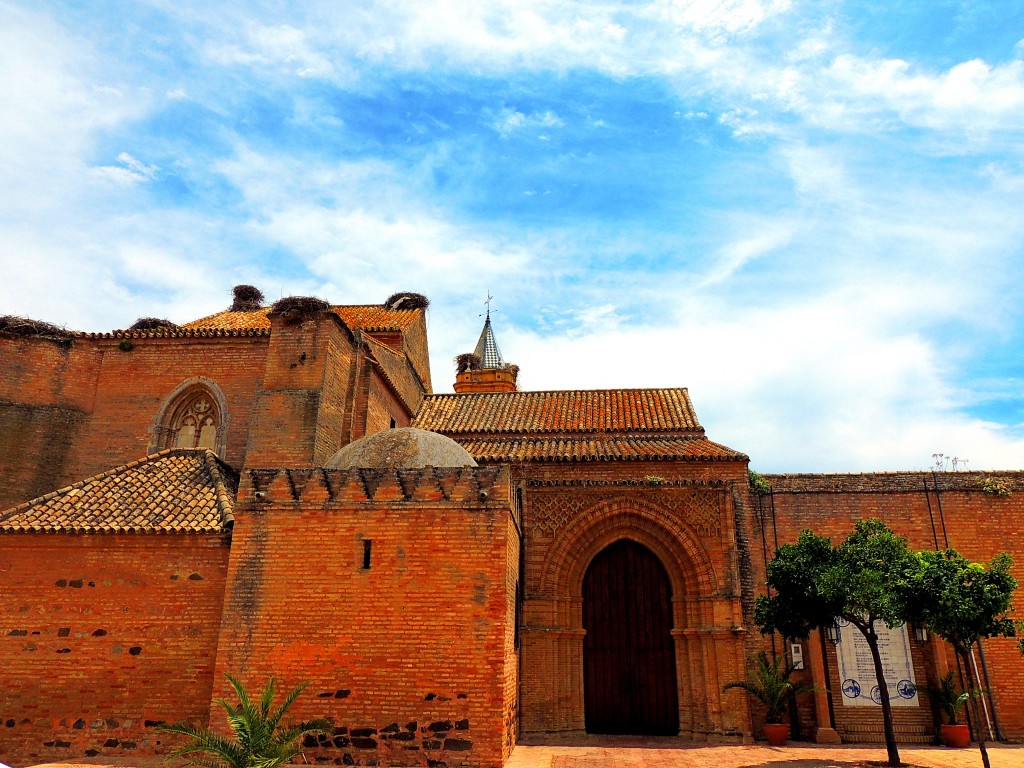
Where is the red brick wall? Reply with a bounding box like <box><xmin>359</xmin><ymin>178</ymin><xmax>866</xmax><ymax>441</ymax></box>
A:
<box><xmin>758</xmin><ymin>471</ymin><xmax>1024</xmax><ymax>741</ymax></box>
<box><xmin>245</xmin><ymin>315</ymin><xmax>355</xmax><ymax>467</ymax></box>
<box><xmin>69</xmin><ymin>337</ymin><xmax>268</xmax><ymax>480</ymax></box>
<box><xmin>0</xmin><ymin>533</ymin><xmax>230</xmax><ymax>765</ymax></box>
<box><xmin>208</xmin><ymin>466</ymin><xmax>515</xmax><ymax>767</ymax></box>
<box><xmin>0</xmin><ymin>336</ymin><xmax>100</xmax><ymax>509</ymax></box>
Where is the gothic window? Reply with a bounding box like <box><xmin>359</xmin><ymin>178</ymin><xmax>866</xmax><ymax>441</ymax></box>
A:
<box><xmin>152</xmin><ymin>379</ymin><xmax>228</xmax><ymax>457</ymax></box>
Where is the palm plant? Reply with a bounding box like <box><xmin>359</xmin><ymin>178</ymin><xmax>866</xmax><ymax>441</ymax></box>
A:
<box><xmin>160</xmin><ymin>674</ymin><xmax>331</xmax><ymax>768</ymax></box>
<box><xmin>926</xmin><ymin>670</ymin><xmax>974</xmax><ymax>726</ymax></box>
<box><xmin>722</xmin><ymin>651</ymin><xmax>814</xmax><ymax>723</ymax></box>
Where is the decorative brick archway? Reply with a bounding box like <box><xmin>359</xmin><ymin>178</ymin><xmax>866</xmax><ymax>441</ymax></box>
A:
<box><xmin>520</xmin><ymin>492</ymin><xmax>750</xmax><ymax>740</ymax></box>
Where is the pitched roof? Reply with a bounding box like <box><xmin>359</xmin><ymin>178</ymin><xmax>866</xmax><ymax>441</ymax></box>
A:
<box><xmin>178</xmin><ymin>305</ymin><xmax>423</xmax><ymax>334</ymax></box>
<box><xmin>414</xmin><ymin>388</ymin><xmax>703</xmax><ymax>435</ymax></box>
<box><xmin>0</xmin><ymin>449</ymin><xmax>237</xmax><ymax>534</ymax></box>
<box><xmin>456</xmin><ymin>436</ymin><xmax>746</xmax><ymax>462</ymax></box>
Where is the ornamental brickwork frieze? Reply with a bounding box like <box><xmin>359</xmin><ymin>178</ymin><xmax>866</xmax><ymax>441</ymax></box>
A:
<box><xmin>526</xmin><ymin>482</ymin><xmax>724</xmax><ymax>538</ymax></box>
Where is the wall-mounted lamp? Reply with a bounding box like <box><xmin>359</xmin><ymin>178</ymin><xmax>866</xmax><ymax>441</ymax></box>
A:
<box><xmin>912</xmin><ymin>623</ymin><xmax>929</xmax><ymax>643</ymax></box>
<box><xmin>826</xmin><ymin>621</ymin><xmax>841</xmax><ymax>645</ymax></box>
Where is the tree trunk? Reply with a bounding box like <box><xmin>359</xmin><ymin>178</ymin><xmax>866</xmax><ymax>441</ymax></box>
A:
<box><xmin>962</xmin><ymin>646</ymin><xmax>992</xmax><ymax>768</ymax></box>
<box><xmin>863</xmin><ymin>627</ymin><xmax>901</xmax><ymax>767</ymax></box>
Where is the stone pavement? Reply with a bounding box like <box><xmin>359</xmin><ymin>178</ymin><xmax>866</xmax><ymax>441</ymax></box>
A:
<box><xmin>22</xmin><ymin>741</ymin><xmax>1024</xmax><ymax>768</ymax></box>
<box><xmin>506</xmin><ymin>737</ymin><xmax>1024</xmax><ymax>768</ymax></box>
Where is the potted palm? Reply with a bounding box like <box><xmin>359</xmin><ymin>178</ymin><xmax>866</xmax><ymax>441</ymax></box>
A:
<box><xmin>723</xmin><ymin>651</ymin><xmax>814</xmax><ymax>746</ymax></box>
<box><xmin>926</xmin><ymin>670</ymin><xmax>973</xmax><ymax>748</ymax></box>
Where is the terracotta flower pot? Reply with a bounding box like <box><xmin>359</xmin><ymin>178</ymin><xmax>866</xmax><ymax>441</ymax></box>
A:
<box><xmin>940</xmin><ymin>724</ymin><xmax>970</xmax><ymax>748</ymax></box>
<box><xmin>763</xmin><ymin>723</ymin><xmax>789</xmax><ymax>746</ymax></box>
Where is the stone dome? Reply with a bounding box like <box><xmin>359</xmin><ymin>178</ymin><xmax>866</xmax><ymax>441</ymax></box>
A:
<box><xmin>325</xmin><ymin>427</ymin><xmax>478</xmax><ymax>470</ymax></box>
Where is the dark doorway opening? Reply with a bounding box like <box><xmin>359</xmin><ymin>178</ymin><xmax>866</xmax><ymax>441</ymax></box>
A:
<box><xmin>583</xmin><ymin>538</ymin><xmax>679</xmax><ymax>735</ymax></box>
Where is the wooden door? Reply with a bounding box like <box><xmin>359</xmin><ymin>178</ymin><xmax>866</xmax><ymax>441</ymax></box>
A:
<box><xmin>583</xmin><ymin>538</ymin><xmax>679</xmax><ymax>735</ymax></box>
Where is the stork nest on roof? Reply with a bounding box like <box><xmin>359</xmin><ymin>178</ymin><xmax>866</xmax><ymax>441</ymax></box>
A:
<box><xmin>129</xmin><ymin>317</ymin><xmax>179</xmax><ymax>331</ymax></box>
<box><xmin>385</xmin><ymin>292</ymin><xmax>430</xmax><ymax>311</ymax></box>
<box><xmin>455</xmin><ymin>352</ymin><xmax>482</xmax><ymax>373</ymax></box>
<box><xmin>269</xmin><ymin>296</ymin><xmax>330</xmax><ymax>324</ymax></box>
<box><xmin>230</xmin><ymin>284</ymin><xmax>266</xmax><ymax>311</ymax></box>
<box><xmin>0</xmin><ymin>315</ymin><xmax>75</xmax><ymax>344</ymax></box>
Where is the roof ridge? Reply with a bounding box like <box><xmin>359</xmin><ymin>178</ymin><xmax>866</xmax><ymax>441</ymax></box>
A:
<box><xmin>425</xmin><ymin>386</ymin><xmax>691</xmax><ymax>396</ymax></box>
<box><xmin>202</xmin><ymin>450</ymin><xmax>236</xmax><ymax>531</ymax></box>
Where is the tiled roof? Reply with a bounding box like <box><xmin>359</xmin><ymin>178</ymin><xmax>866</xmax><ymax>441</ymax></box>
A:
<box><xmin>766</xmin><ymin>470</ymin><xmax>1024</xmax><ymax>494</ymax></box>
<box><xmin>414</xmin><ymin>388</ymin><xmax>702</xmax><ymax>435</ymax></box>
<box><xmin>0</xmin><ymin>449</ymin><xmax>237</xmax><ymax>534</ymax></box>
<box><xmin>363</xmin><ymin>335</ymin><xmax>426</xmax><ymax>414</ymax></box>
<box><xmin>456</xmin><ymin>436</ymin><xmax>746</xmax><ymax>463</ymax></box>
<box><xmin>178</xmin><ymin>305</ymin><xmax>422</xmax><ymax>333</ymax></box>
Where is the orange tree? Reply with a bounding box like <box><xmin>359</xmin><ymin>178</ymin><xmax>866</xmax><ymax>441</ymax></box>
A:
<box><xmin>911</xmin><ymin>549</ymin><xmax>1019</xmax><ymax>768</ymax></box>
<box><xmin>754</xmin><ymin>519</ymin><xmax>918</xmax><ymax>768</ymax></box>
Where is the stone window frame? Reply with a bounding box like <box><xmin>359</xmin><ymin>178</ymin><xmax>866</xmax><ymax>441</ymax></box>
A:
<box><xmin>149</xmin><ymin>376</ymin><xmax>229</xmax><ymax>457</ymax></box>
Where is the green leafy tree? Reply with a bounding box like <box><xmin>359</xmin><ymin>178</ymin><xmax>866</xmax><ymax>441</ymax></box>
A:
<box><xmin>722</xmin><ymin>650</ymin><xmax>814</xmax><ymax>724</ymax></box>
<box><xmin>160</xmin><ymin>674</ymin><xmax>331</xmax><ymax>768</ymax></box>
<box><xmin>911</xmin><ymin>550</ymin><xmax>1019</xmax><ymax>768</ymax></box>
<box><xmin>754</xmin><ymin>519</ymin><xmax>919</xmax><ymax>767</ymax></box>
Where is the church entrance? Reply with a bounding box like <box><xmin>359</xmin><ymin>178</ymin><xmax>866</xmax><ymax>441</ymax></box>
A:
<box><xmin>582</xmin><ymin>538</ymin><xmax>679</xmax><ymax>735</ymax></box>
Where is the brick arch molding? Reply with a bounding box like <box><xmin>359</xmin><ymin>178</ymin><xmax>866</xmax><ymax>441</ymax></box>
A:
<box><xmin>538</xmin><ymin>496</ymin><xmax>718</xmax><ymax>601</ymax></box>
<box><xmin>148</xmin><ymin>376</ymin><xmax>230</xmax><ymax>457</ymax></box>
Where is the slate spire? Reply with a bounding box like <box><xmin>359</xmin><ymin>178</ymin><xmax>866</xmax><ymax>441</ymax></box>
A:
<box><xmin>472</xmin><ymin>310</ymin><xmax>505</xmax><ymax>369</ymax></box>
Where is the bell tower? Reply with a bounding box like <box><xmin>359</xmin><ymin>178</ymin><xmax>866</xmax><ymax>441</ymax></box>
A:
<box><xmin>454</xmin><ymin>300</ymin><xmax>518</xmax><ymax>393</ymax></box>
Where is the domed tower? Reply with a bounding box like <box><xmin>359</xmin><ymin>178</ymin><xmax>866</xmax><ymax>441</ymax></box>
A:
<box><xmin>454</xmin><ymin>304</ymin><xmax>519</xmax><ymax>393</ymax></box>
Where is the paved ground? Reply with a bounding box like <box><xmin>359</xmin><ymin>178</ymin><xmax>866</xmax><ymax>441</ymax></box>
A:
<box><xmin>506</xmin><ymin>737</ymin><xmax>1024</xmax><ymax>768</ymax></box>
<box><xmin>22</xmin><ymin>741</ymin><xmax>1024</xmax><ymax>768</ymax></box>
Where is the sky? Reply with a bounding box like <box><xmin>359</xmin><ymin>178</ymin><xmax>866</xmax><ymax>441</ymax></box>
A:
<box><xmin>2</xmin><ymin>0</ymin><xmax>1024</xmax><ymax>473</ymax></box>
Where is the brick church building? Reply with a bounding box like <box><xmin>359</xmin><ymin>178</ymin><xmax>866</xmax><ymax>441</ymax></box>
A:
<box><xmin>1</xmin><ymin>287</ymin><xmax>1022</xmax><ymax>767</ymax></box>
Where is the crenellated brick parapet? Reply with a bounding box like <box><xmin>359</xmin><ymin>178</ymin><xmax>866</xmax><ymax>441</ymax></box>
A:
<box><xmin>237</xmin><ymin>465</ymin><xmax>509</xmax><ymax>505</ymax></box>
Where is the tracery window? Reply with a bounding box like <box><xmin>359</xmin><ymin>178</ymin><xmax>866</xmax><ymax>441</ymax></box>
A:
<box><xmin>167</xmin><ymin>390</ymin><xmax>220</xmax><ymax>450</ymax></box>
<box><xmin>152</xmin><ymin>379</ymin><xmax>228</xmax><ymax>456</ymax></box>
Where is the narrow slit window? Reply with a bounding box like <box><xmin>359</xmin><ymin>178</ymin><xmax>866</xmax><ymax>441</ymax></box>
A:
<box><xmin>389</xmin><ymin>417</ymin><xmax>397</xmax><ymax>429</ymax></box>
<box><xmin>362</xmin><ymin>540</ymin><xmax>372</xmax><ymax>570</ymax></box>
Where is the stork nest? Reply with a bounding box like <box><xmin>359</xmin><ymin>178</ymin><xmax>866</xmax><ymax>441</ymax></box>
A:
<box><xmin>455</xmin><ymin>353</ymin><xmax>482</xmax><ymax>373</ymax></box>
<box><xmin>385</xmin><ymin>292</ymin><xmax>430</xmax><ymax>311</ymax></box>
<box><xmin>129</xmin><ymin>317</ymin><xmax>179</xmax><ymax>331</ymax></box>
<box><xmin>0</xmin><ymin>315</ymin><xmax>75</xmax><ymax>344</ymax></box>
<box><xmin>269</xmin><ymin>296</ymin><xmax>330</xmax><ymax>324</ymax></box>
<box><xmin>230</xmin><ymin>284</ymin><xmax>266</xmax><ymax>311</ymax></box>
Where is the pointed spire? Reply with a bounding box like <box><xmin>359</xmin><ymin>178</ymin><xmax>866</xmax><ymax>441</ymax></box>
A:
<box><xmin>472</xmin><ymin>311</ymin><xmax>505</xmax><ymax>369</ymax></box>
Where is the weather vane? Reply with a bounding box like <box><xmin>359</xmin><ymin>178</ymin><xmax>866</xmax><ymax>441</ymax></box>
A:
<box><xmin>481</xmin><ymin>291</ymin><xmax>495</xmax><ymax>318</ymax></box>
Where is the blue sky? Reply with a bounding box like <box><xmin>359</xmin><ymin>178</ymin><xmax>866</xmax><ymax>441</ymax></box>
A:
<box><xmin>3</xmin><ymin>0</ymin><xmax>1024</xmax><ymax>472</ymax></box>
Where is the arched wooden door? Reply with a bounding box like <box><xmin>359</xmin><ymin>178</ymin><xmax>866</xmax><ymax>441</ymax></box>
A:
<box><xmin>583</xmin><ymin>538</ymin><xmax>679</xmax><ymax>735</ymax></box>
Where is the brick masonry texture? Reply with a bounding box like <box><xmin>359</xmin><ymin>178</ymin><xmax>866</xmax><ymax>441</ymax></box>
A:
<box><xmin>3</xmin><ymin>295</ymin><xmax>1024</xmax><ymax>768</ymax></box>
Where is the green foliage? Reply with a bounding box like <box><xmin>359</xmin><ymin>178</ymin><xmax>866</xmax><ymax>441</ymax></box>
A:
<box><xmin>160</xmin><ymin>674</ymin><xmax>330</xmax><ymax>768</ymax></box>
<box><xmin>754</xmin><ymin>519</ymin><xmax>920</xmax><ymax>767</ymax></box>
<box><xmin>925</xmin><ymin>670</ymin><xmax>974</xmax><ymax>725</ymax></box>
<box><xmin>748</xmin><ymin>470</ymin><xmax>771</xmax><ymax>496</ymax></box>
<box><xmin>910</xmin><ymin>550</ymin><xmax>1018</xmax><ymax>654</ymax></box>
<box><xmin>722</xmin><ymin>651</ymin><xmax>814</xmax><ymax>723</ymax></box>
<box><xmin>754</xmin><ymin>519</ymin><xmax>919</xmax><ymax>639</ymax></box>
<box><xmin>981</xmin><ymin>477</ymin><xmax>1011</xmax><ymax>497</ymax></box>
<box><xmin>644</xmin><ymin>475</ymin><xmax>666</xmax><ymax>486</ymax></box>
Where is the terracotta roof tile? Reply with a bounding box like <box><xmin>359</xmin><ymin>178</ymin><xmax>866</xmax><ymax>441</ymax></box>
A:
<box><xmin>178</xmin><ymin>305</ymin><xmax>422</xmax><ymax>333</ymax></box>
<box><xmin>456</xmin><ymin>436</ymin><xmax>746</xmax><ymax>463</ymax></box>
<box><xmin>0</xmin><ymin>449</ymin><xmax>237</xmax><ymax>534</ymax></box>
<box><xmin>414</xmin><ymin>388</ymin><xmax>703</xmax><ymax>435</ymax></box>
